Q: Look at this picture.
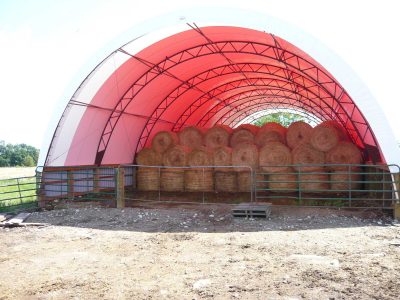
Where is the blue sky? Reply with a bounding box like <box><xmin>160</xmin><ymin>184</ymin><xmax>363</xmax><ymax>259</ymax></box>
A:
<box><xmin>1</xmin><ymin>0</ymin><xmax>399</xmax><ymax>149</ymax></box>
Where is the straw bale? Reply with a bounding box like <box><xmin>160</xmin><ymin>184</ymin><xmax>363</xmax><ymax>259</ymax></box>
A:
<box><xmin>268</xmin><ymin>169</ymin><xmax>298</xmax><ymax>192</ymax></box>
<box><xmin>162</xmin><ymin>145</ymin><xmax>189</xmax><ymax>167</ymax></box>
<box><xmin>204</xmin><ymin>125</ymin><xmax>232</xmax><ymax>149</ymax></box>
<box><xmin>326</xmin><ymin>141</ymin><xmax>362</xmax><ymax>170</ymax></box>
<box><xmin>299</xmin><ymin>170</ymin><xmax>329</xmax><ymax>193</ymax></box>
<box><xmin>187</xmin><ymin>147</ymin><xmax>213</xmax><ymax>168</ymax></box>
<box><xmin>255</xmin><ymin>122</ymin><xmax>287</xmax><ymax>146</ymax></box>
<box><xmin>136</xmin><ymin>167</ymin><xmax>160</xmax><ymax>191</ymax></box>
<box><xmin>136</xmin><ymin>147</ymin><xmax>162</xmax><ymax>166</ymax></box>
<box><xmin>292</xmin><ymin>143</ymin><xmax>325</xmax><ymax>172</ymax></box>
<box><xmin>215</xmin><ymin>172</ymin><xmax>237</xmax><ymax>192</ymax></box>
<box><xmin>160</xmin><ymin>168</ymin><xmax>184</xmax><ymax>192</ymax></box>
<box><xmin>185</xmin><ymin>170</ymin><xmax>214</xmax><ymax>192</ymax></box>
<box><xmin>310</xmin><ymin>121</ymin><xmax>348</xmax><ymax>152</ymax></box>
<box><xmin>237</xmin><ymin>124</ymin><xmax>259</xmax><ymax>134</ymax></box>
<box><xmin>286</xmin><ymin>121</ymin><xmax>312</xmax><ymax>149</ymax></box>
<box><xmin>232</xmin><ymin>143</ymin><xmax>259</xmax><ymax>172</ymax></box>
<box><xmin>212</xmin><ymin>146</ymin><xmax>233</xmax><ymax>172</ymax></box>
<box><xmin>178</xmin><ymin>126</ymin><xmax>203</xmax><ymax>149</ymax></box>
<box><xmin>237</xmin><ymin>171</ymin><xmax>252</xmax><ymax>192</ymax></box>
<box><xmin>230</xmin><ymin>127</ymin><xmax>255</xmax><ymax>147</ymax></box>
<box><xmin>237</xmin><ymin>171</ymin><xmax>266</xmax><ymax>192</ymax></box>
<box><xmin>259</xmin><ymin>142</ymin><xmax>291</xmax><ymax>173</ymax></box>
<box><xmin>330</xmin><ymin>168</ymin><xmax>362</xmax><ymax>191</ymax></box>
<box><xmin>151</xmin><ymin>131</ymin><xmax>178</xmax><ymax>153</ymax></box>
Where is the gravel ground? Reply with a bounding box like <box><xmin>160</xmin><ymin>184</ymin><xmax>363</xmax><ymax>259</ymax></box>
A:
<box><xmin>1</xmin><ymin>204</ymin><xmax>399</xmax><ymax>299</ymax></box>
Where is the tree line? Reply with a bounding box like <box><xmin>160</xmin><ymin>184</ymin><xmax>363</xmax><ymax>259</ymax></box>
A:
<box><xmin>0</xmin><ymin>141</ymin><xmax>39</xmax><ymax>167</ymax></box>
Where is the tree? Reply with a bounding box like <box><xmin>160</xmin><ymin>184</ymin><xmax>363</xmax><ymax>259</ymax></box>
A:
<box><xmin>0</xmin><ymin>140</ymin><xmax>39</xmax><ymax>167</ymax></box>
<box><xmin>253</xmin><ymin>112</ymin><xmax>308</xmax><ymax>127</ymax></box>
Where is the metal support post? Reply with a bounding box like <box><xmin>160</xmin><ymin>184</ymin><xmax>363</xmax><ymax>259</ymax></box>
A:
<box><xmin>116</xmin><ymin>167</ymin><xmax>125</xmax><ymax>208</ymax></box>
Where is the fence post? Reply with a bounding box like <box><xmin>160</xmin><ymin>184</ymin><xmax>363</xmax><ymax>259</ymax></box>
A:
<box><xmin>67</xmin><ymin>170</ymin><xmax>74</xmax><ymax>200</ymax></box>
<box><xmin>116</xmin><ymin>167</ymin><xmax>125</xmax><ymax>208</ymax></box>
<box><xmin>93</xmin><ymin>167</ymin><xmax>100</xmax><ymax>193</ymax></box>
<box><xmin>394</xmin><ymin>173</ymin><xmax>400</xmax><ymax>220</ymax></box>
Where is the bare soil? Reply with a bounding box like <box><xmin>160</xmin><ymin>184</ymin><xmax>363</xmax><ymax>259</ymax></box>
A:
<box><xmin>1</xmin><ymin>204</ymin><xmax>399</xmax><ymax>299</ymax></box>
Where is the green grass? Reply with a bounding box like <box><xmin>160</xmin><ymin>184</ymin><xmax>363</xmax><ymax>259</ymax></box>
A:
<box><xmin>0</xmin><ymin>176</ymin><xmax>38</xmax><ymax>212</ymax></box>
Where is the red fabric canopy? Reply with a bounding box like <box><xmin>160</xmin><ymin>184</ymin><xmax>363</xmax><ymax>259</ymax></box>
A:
<box><xmin>52</xmin><ymin>26</ymin><xmax>382</xmax><ymax>166</ymax></box>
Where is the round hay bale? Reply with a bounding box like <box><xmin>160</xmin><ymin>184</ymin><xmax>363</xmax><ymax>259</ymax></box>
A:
<box><xmin>310</xmin><ymin>121</ymin><xmax>348</xmax><ymax>152</ymax></box>
<box><xmin>204</xmin><ymin>125</ymin><xmax>232</xmax><ymax>149</ymax></box>
<box><xmin>185</xmin><ymin>170</ymin><xmax>214</xmax><ymax>192</ymax></box>
<box><xmin>292</xmin><ymin>143</ymin><xmax>325</xmax><ymax>172</ymax></box>
<box><xmin>299</xmin><ymin>171</ymin><xmax>329</xmax><ymax>193</ymax></box>
<box><xmin>212</xmin><ymin>146</ymin><xmax>233</xmax><ymax>172</ymax></box>
<box><xmin>232</xmin><ymin>143</ymin><xmax>259</xmax><ymax>172</ymax></box>
<box><xmin>255</xmin><ymin>122</ymin><xmax>287</xmax><ymax>146</ymax></box>
<box><xmin>330</xmin><ymin>169</ymin><xmax>362</xmax><ymax>191</ymax></box>
<box><xmin>151</xmin><ymin>131</ymin><xmax>178</xmax><ymax>153</ymax></box>
<box><xmin>268</xmin><ymin>169</ymin><xmax>297</xmax><ymax>192</ymax></box>
<box><xmin>215</xmin><ymin>172</ymin><xmax>237</xmax><ymax>192</ymax></box>
<box><xmin>162</xmin><ymin>145</ymin><xmax>189</xmax><ymax>167</ymax></box>
<box><xmin>178</xmin><ymin>126</ymin><xmax>203</xmax><ymax>149</ymax></box>
<box><xmin>187</xmin><ymin>147</ymin><xmax>213</xmax><ymax>168</ymax></box>
<box><xmin>136</xmin><ymin>147</ymin><xmax>162</xmax><ymax>165</ymax></box>
<box><xmin>237</xmin><ymin>171</ymin><xmax>266</xmax><ymax>192</ymax></box>
<box><xmin>237</xmin><ymin>171</ymin><xmax>252</xmax><ymax>192</ymax></box>
<box><xmin>230</xmin><ymin>127</ymin><xmax>255</xmax><ymax>147</ymax></box>
<box><xmin>326</xmin><ymin>142</ymin><xmax>362</xmax><ymax>170</ymax></box>
<box><xmin>286</xmin><ymin>121</ymin><xmax>313</xmax><ymax>149</ymax></box>
<box><xmin>321</xmin><ymin>120</ymin><xmax>349</xmax><ymax>141</ymax></box>
<box><xmin>160</xmin><ymin>168</ymin><xmax>184</xmax><ymax>192</ymax></box>
<box><xmin>136</xmin><ymin>167</ymin><xmax>160</xmax><ymax>191</ymax></box>
<box><xmin>237</xmin><ymin>123</ymin><xmax>259</xmax><ymax>134</ymax></box>
<box><xmin>259</xmin><ymin>142</ymin><xmax>291</xmax><ymax>173</ymax></box>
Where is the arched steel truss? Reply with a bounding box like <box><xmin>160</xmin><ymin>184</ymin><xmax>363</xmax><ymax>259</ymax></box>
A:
<box><xmin>93</xmin><ymin>25</ymin><xmax>379</xmax><ymax>164</ymax></box>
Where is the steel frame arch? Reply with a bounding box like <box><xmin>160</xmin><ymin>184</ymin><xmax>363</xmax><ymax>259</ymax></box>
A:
<box><xmin>94</xmin><ymin>37</ymin><xmax>376</xmax><ymax>164</ymax></box>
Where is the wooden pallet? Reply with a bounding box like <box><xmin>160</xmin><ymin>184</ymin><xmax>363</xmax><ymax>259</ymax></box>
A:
<box><xmin>232</xmin><ymin>202</ymin><xmax>272</xmax><ymax>218</ymax></box>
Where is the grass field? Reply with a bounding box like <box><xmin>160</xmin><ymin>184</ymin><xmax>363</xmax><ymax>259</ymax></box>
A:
<box><xmin>0</xmin><ymin>168</ymin><xmax>38</xmax><ymax>212</ymax></box>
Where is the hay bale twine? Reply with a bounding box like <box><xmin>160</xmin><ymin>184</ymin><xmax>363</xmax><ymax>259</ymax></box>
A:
<box><xmin>204</xmin><ymin>125</ymin><xmax>232</xmax><ymax>149</ymax></box>
<box><xmin>310</xmin><ymin>121</ymin><xmax>348</xmax><ymax>152</ymax></box>
<box><xmin>292</xmin><ymin>143</ymin><xmax>325</xmax><ymax>172</ymax></box>
<box><xmin>212</xmin><ymin>146</ymin><xmax>233</xmax><ymax>172</ymax></box>
<box><xmin>286</xmin><ymin>121</ymin><xmax>313</xmax><ymax>149</ymax></box>
<box><xmin>232</xmin><ymin>143</ymin><xmax>259</xmax><ymax>172</ymax></box>
<box><xmin>136</xmin><ymin>167</ymin><xmax>160</xmax><ymax>191</ymax></box>
<box><xmin>330</xmin><ymin>168</ymin><xmax>362</xmax><ymax>191</ymax></box>
<box><xmin>151</xmin><ymin>131</ymin><xmax>178</xmax><ymax>153</ymax></box>
<box><xmin>185</xmin><ymin>170</ymin><xmax>214</xmax><ymax>192</ymax></box>
<box><xmin>162</xmin><ymin>145</ymin><xmax>189</xmax><ymax>167</ymax></box>
<box><xmin>255</xmin><ymin>122</ymin><xmax>287</xmax><ymax>146</ymax></box>
<box><xmin>160</xmin><ymin>168</ymin><xmax>185</xmax><ymax>192</ymax></box>
<box><xmin>178</xmin><ymin>126</ymin><xmax>203</xmax><ymax>149</ymax></box>
<box><xmin>299</xmin><ymin>170</ymin><xmax>329</xmax><ymax>193</ymax></box>
<box><xmin>326</xmin><ymin>141</ymin><xmax>362</xmax><ymax>170</ymax></box>
<box><xmin>268</xmin><ymin>169</ymin><xmax>298</xmax><ymax>192</ymax></box>
<box><xmin>259</xmin><ymin>142</ymin><xmax>291</xmax><ymax>173</ymax></box>
<box><xmin>230</xmin><ymin>127</ymin><xmax>255</xmax><ymax>147</ymax></box>
<box><xmin>215</xmin><ymin>172</ymin><xmax>237</xmax><ymax>192</ymax></box>
<box><xmin>136</xmin><ymin>147</ymin><xmax>162</xmax><ymax>165</ymax></box>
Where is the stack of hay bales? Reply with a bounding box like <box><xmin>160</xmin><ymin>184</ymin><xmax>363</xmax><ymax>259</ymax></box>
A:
<box><xmin>135</xmin><ymin>119</ymin><xmax>364</xmax><ymax>195</ymax></box>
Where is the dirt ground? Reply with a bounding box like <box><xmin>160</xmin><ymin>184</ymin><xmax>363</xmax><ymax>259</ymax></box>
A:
<box><xmin>1</xmin><ymin>203</ymin><xmax>400</xmax><ymax>299</ymax></box>
<box><xmin>0</xmin><ymin>167</ymin><xmax>36</xmax><ymax>179</ymax></box>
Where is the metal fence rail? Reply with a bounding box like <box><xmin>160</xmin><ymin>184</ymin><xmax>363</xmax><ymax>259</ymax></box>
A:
<box><xmin>0</xmin><ymin>175</ymin><xmax>39</xmax><ymax>212</ymax></box>
<box><xmin>255</xmin><ymin>164</ymin><xmax>399</xmax><ymax>210</ymax></box>
<box><xmin>0</xmin><ymin>163</ymin><xmax>398</xmax><ymax>213</ymax></box>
